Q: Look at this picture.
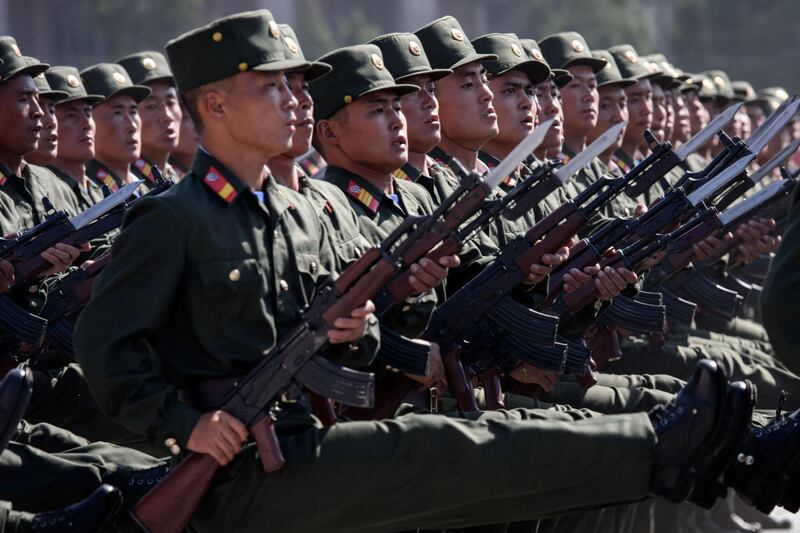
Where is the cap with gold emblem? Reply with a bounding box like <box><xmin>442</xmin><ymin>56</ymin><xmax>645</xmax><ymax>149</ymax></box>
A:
<box><xmin>608</xmin><ymin>44</ymin><xmax>660</xmax><ymax>81</ymax></box>
<box><xmin>165</xmin><ymin>9</ymin><xmax>311</xmax><ymax>94</ymax></box>
<box><xmin>688</xmin><ymin>73</ymin><xmax>718</xmax><ymax>101</ymax></box>
<box><xmin>45</xmin><ymin>65</ymin><xmax>105</xmax><ymax>105</ymax></box>
<box><xmin>27</xmin><ymin>59</ymin><xmax>69</xmax><ymax>102</ymax></box>
<box><xmin>642</xmin><ymin>53</ymin><xmax>682</xmax><ymax>90</ymax></box>
<box><xmin>277</xmin><ymin>24</ymin><xmax>331</xmax><ymax>82</ymax></box>
<box><xmin>414</xmin><ymin>16</ymin><xmax>497</xmax><ymax>71</ymax></box>
<box><xmin>369</xmin><ymin>32</ymin><xmax>452</xmax><ymax>82</ymax></box>
<box><xmin>80</xmin><ymin>63</ymin><xmax>151</xmax><ymax>103</ymax></box>
<box><xmin>308</xmin><ymin>44</ymin><xmax>419</xmax><ymax>122</ymax></box>
<box><xmin>592</xmin><ymin>50</ymin><xmax>636</xmax><ymax>88</ymax></box>
<box><xmin>539</xmin><ymin>31</ymin><xmax>606</xmax><ymax>73</ymax></box>
<box><xmin>731</xmin><ymin>80</ymin><xmax>757</xmax><ymax>103</ymax></box>
<box><xmin>702</xmin><ymin>69</ymin><xmax>736</xmax><ymax>101</ymax></box>
<box><xmin>117</xmin><ymin>50</ymin><xmax>174</xmax><ymax>86</ymax></box>
<box><xmin>471</xmin><ymin>33</ymin><xmax>550</xmax><ymax>85</ymax></box>
<box><xmin>0</xmin><ymin>36</ymin><xmax>49</xmax><ymax>82</ymax></box>
<box><xmin>519</xmin><ymin>38</ymin><xmax>572</xmax><ymax>88</ymax></box>
<box><xmin>757</xmin><ymin>87</ymin><xmax>790</xmax><ymax>114</ymax></box>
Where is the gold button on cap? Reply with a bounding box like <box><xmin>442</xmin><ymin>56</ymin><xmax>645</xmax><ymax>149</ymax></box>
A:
<box><xmin>228</xmin><ymin>269</ymin><xmax>241</xmax><ymax>282</ymax></box>
<box><xmin>280</xmin><ymin>279</ymin><xmax>289</xmax><ymax>291</ymax></box>
<box><xmin>212</xmin><ymin>32</ymin><xmax>223</xmax><ymax>42</ymax></box>
<box><xmin>238</xmin><ymin>62</ymin><xmax>248</xmax><ymax>71</ymax></box>
<box><xmin>343</xmin><ymin>95</ymin><xmax>353</xmax><ymax>104</ymax></box>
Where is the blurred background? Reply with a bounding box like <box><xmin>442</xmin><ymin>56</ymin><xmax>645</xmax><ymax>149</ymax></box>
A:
<box><xmin>2</xmin><ymin>0</ymin><xmax>798</xmax><ymax>91</ymax></box>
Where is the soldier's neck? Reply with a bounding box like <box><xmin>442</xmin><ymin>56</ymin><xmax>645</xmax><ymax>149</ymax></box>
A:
<box><xmin>199</xmin><ymin>136</ymin><xmax>269</xmax><ymax>190</ymax></box>
<box><xmin>437</xmin><ymin>134</ymin><xmax>480</xmax><ymax>172</ymax></box>
<box><xmin>563</xmin><ymin>131</ymin><xmax>587</xmax><ymax>153</ymax></box>
<box><xmin>50</xmin><ymin>159</ymin><xmax>88</xmax><ymax>187</ymax></box>
<box><xmin>535</xmin><ymin>145</ymin><xmax>561</xmax><ymax>161</ymax></box>
<box><xmin>0</xmin><ymin>150</ymin><xmax>24</xmax><ymax>176</ymax></box>
<box><xmin>620</xmin><ymin>140</ymin><xmax>639</xmax><ymax>159</ymax></box>
<box><xmin>481</xmin><ymin>138</ymin><xmax>515</xmax><ymax>161</ymax></box>
<box><xmin>95</xmin><ymin>155</ymin><xmax>135</xmax><ymax>185</ymax></box>
<box><xmin>171</xmin><ymin>151</ymin><xmax>193</xmax><ymax>172</ymax></box>
<box><xmin>407</xmin><ymin>150</ymin><xmax>428</xmax><ymax>175</ymax></box>
<box><xmin>140</xmin><ymin>146</ymin><xmax>169</xmax><ymax>172</ymax></box>
<box><xmin>598</xmin><ymin>148</ymin><xmax>615</xmax><ymax>166</ymax></box>
<box><xmin>267</xmin><ymin>155</ymin><xmax>300</xmax><ymax>192</ymax></box>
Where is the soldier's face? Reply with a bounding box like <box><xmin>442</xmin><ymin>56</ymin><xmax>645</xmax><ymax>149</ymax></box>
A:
<box><xmin>435</xmin><ymin>62</ymin><xmax>498</xmax><ymax>150</ymax></box>
<box><xmin>746</xmin><ymin>103</ymin><xmax>765</xmax><ymax>132</ymax></box>
<box><xmin>561</xmin><ymin>65</ymin><xmax>598</xmax><ymax>138</ymax></box>
<box><xmin>671</xmin><ymin>92</ymin><xmax>691</xmax><ymax>143</ymax></box>
<box><xmin>587</xmin><ymin>85</ymin><xmax>627</xmax><ymax>153</ymax></box>
<box><xmin>400</xmin><ymin>74</ymin><xmax>440</xmax><ymax>155</ymax></box>
<box><xmin>737</xmin><ymin>106</ymin><xmax>752</xmax><ymax>140</ymax></box>
<box><xmin>284</xmin><ymin>72</ymin><xmax>314</xmax><ymax>158</ymax></box>
<box><xmin>93</xmin><ymin>95</ymin><xmax>141</xmax><ymax>165</ymax></box>
<box><xmin>487</xmin><ymin>70</ymin><xmax>536</xmax><ymax>147</ymax></box>
<box><xmin>534</xmin><ymin>80</ymin><xmax>564</xmax><ymax>156</ymax></box>
<box><xmin>54</xmin><ymin>100</ymin><xmax>95</xmax><ymax>163</ymax></box>
<box><xmin>0</xmin><ymin>74</ymin><xmax>43</xmax><ymax>158</ymax></box>
<box><xmin>174</xmin><ymin>102</ymin><xmax>199</xmax><ymax>158</ymax></box>
<box><xmin>719</xmin><ymin>99</ymin><xmax>741</xmax><ymax>139</ymax></box>
<box><xmin>139</xmin><ymin>81</ymin><xmax>181</xmax><ymax>155</ymax></box>
<box><xmin>650</xmin><ymin>83</ymin><xmax>667</xmax><ymax>142</ymax></box>
<box><xmin>27</xmin><ymin>95</ymin><xmax>59</xmax><ymax>164</ymax></box>
<box><xmin>685</xmin><ymin>91</ymin><xmax>709</xmax><ymax>134</ymax></box>
<box><xmin>623</xmin><ymin>79</ymin><xmax>652</xmax><ymax>146</ymax></box>
<box><xmin>330</xmin><ymin>90</ymin><xmax>408</xmax><ymax>173</ymax></box>
<box><xmin>222</xmin><ymin>71</ymin><xmax>297</xmax><ymax>159</ymax></box>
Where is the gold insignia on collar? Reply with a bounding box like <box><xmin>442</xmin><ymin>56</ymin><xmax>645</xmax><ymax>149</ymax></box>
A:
<box><xmin>10</xmin><ymin>44</ymin><xmax>21</xmax><ymax>57</ymax></box>
<box><xmin>511</xmin><ymin>43</ymin><xmax>523</xmax><ymax>57</ymax></box>
<box><xmin>371</xmin><ymin>53</ymin><xmax>384</xmax><ymax>70</ymax></box>
<box><xmin>67</xmin><ymin>74</ymin><xmax>80</xmax><ymax>87</ymax></box>
<box><xmin>284</xmin><ymin>36</ymin><xmax>298</xmax><ymax>54</ymax></box>
<box><xmin>531</xmin><ymin>48</ymin><xmax>543</xmax><ymax>61</ymax></box>
<box><xmin>570</xmin><ymin>39</ymin><xmax>584</xmax><ymax>53</ymax></box>
<box><xmin>268</xmin><ymin>20</ymin><xmax>281</xmax><ymax>39</ymax></box>
<box><xmin>450</xmin><ymin>28</ymin><xmax>464</xmax><ymax>42</ymax></box>
<box><xmin>624</xmin><ymin>50</ymin><xmax>637</xmax><ymax>63</ymax></box>
<box><xmin>112</xmin><ymin>72</ymin><xmax>127</xmax><ymax>85</ymax></box>
<box><xmin>142</xmin><ymin>57</ymin><xmax>157</xmax><ymax>70</ymax></box>
<box><xmin>409</xmin><ymin>40</ymin><xmax>422</xmax><ymax>56</ymax></box>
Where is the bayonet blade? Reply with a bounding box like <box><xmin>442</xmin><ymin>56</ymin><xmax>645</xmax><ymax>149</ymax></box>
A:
<box><xmin>686</xmin><ymin>154</ymin><xmax>756</xmax><ymax>206</ymax></box>
<box><xmin>747</xmin><ymin>94</ymin><xmax>797</xmax><ymax>148</ymax></box>
<box><xmin>69</xmin><ymin>180</ymin><xmax>143</xmax><ymax>229</ymax></box>
<box><xmin>674</xmin><ymin>101</ymin><xmax>743</xmax><ymax>161</ymax></box>
<box><xmin>483</xmin><ymin>118</ymin><xmax>554</xmax><ymax>189</ymax></box>
<box><xmin>719</xmin><ymin>179</ymin><xmax>790</xmax><ymax>227</ymax></box>
<box><xmin>747</xmin><ymin>96</ymin><xmax>800</xmax><ymax>155</ymax></box>
<box><xmin>552</xmin><ymin>122</ymin><xmax>625</xmax><ymax>184</ymax></box>
<box><xmin>746</xmin><ymin>138</ymin><xmax>800</xmax><ymax>185</ymax></box>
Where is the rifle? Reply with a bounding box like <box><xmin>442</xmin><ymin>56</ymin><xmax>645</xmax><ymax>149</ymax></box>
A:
<box><xmin>132</xmin><ymin>126</ymin><xmax>546</xmax><ymax>533</ymax></box>
<box><xmin>589</xmin><ymin>295</ymin><xmax>666</xmax><ymax>369</ymax></box>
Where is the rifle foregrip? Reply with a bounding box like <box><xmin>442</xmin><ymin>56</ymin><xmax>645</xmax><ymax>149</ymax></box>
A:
<box><xmin>307</xmin><ymin>391</ymin><xmax>337</xmax><ymax>427</ymax></box>
<box><xmin>323</xmin><ymin>259</ymin><xmax>396</xmax><ymax>326</ymax></box>
<box><xmin>442</xmin><ymin>346</ymin><xmax>478</xmax><ymax>412</ymax></box>
<box><xmin>333</xmin><ymin>248</ymin><xmax>381</xmax><ymax>294</ymax></box>
<box><xmin>385</xmin><ymin>236</ymin><xmax>461</xmax><ymax>302</ymax></box>
<box><xmin>482</xmin><ymin>368</ymin><xmax>505</xmax><ymax>410</ymax></box>
<box><xmin>251</xmin><ymin>415</ymin><xmax>285</xmax><ymax>473</ymax></box>
<box><xmin>547</xmin><ymin>243</ymin><xmax>597</xmax><ymax>302</ymax></box>
<box><xmin>131</xmin><ymin>453</ymin><xmax>219</xmax><ymax>533</ymax></box>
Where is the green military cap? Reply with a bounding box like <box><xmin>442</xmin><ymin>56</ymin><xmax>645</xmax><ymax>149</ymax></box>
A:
<box><xmin>80</xmin><ymin>63</ymin><xmax>151</xmax><ymax>103</ymax></box>
<box><xmin>703</xmin><ymin>70</ymin><xmax>735</xmax><ymax>101</ymax></box>
<box><xmin>757</xmin><ymin>87</ymin><xmax>790</xmax><ymax>115</ymax></box>
<box><xmin>732</xmin><ymin>80</ymin><xmax>757</xmax><ymax>102</ymax></box>
<box><xmin>278</xmin><ymin>24</ymin><xmax>331</xmax><ymax>82</ymax></box>
<box><xmin>608</xmin><ymin>44</ymin><xmax>659</xmax><ymax>80</ymax></box>
<box><xmin>27</xmin><ymin>61</ymin><xmax>69</xmax><ymax>102</ymax></box>
<box><xmin>688</xmin><ymin>73</ymin><xmax>718</xmax><ymax>101</ymax></box>
<box><xmin>760</xmin><ymin>86</ymin><xmax>790</xmax><ymax>103</ymax></box>
<box><xmin>471</xmin><ymin>33</ymin><xmax>550</xmax><ymax>85</ymax></box>
<box><xmin>642</xmin><ymin>53</ymin><xmax>682</xmax><ymax>90</ymax></box>
<box><xmin>592</xmin><ymin>50</ymin><xmax>636</xmax><ymax>88</ymax></box>
<box><xmin>519</xmin><ymin>38</ymin><xmax>572</xmax><ymax>87</ymax></box>
<box><xmin>45</xmin><ymin>66</ymin><xmax>104</xmax><ymax>105</ymax></box>
<box><xmin>308</xmin><ymin>44</ymin><xmax>418</xmax><ymax>122</ymax></box>
<box><xmin>165</xmin><ymin>9</ymin><xmax>310</xmax><ymax>94</ymax></box>
<box><xmin>369</xmin><ymin>32</ymin><xmax>451</xmax><ymax>82</ymax></box>
<box><xmin>538</xmin><ymin>31</ymin><xmax>606</xmax><ymax>73</ymax></box>
<box><xmin>117</xmin><ymin>51</ymin><xmax>173</xmax><ymax>86</ymax></box>
<box><xmin>414</xmin><ymin>16</ymin><xmax>497</xmax><ymax>70</ymax></box>
<box><xmin>0</xmin><ymin>36</ymin><xmax>48</xmax><ymax>82</ymax></box>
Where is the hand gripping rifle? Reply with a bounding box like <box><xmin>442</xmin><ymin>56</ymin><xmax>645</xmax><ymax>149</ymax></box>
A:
<box><xmin>131</xmin><ymin>125</ymin><xmax>553</xmax><ymax>533</ymax></box>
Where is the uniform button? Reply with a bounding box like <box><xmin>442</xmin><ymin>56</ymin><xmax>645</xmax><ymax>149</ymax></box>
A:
<box><xmin>228</xmin><ymin>269</ymin><xmax>241</xmax><ymax>282</ymax></box>
<box><xmin>28</xmin><ymin>285</ymin><xmax>38</xmax><ymax>294</ymax></box>
<box><xmin>273</xmin><ymin>230</ymin><xmax>279</xmax><ymax>238</ymax></box>
<box><xmin>164</xmin><ymin>437</ymin><xmax>181</xmax><ymax>455</ymax></box>
<box><xmin>280</xmin><ymin>279</ymin><xmax>289</xmax><ymax>291</ymax></box>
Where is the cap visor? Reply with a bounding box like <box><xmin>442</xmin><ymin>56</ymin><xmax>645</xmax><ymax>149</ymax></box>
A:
<box><xmin>37</xmin><ymin>90</ymin><xmax>70</xmax><ymax>102</ymax></box>
<box><xmin>598</xmin><ymin>78</ymin><xmax>638</xmax><ymax>89</ymax></box>
<box><xmin>450</xmin><ymin>53</ymin><xmax>498</xmax><ymax>70</ymax></box>
<box><xmin>397</xmin><ymin>68</ymin><xmax>453</xmax><ymax>83</ymax></box>
<box><xmin>252</xmin><ymin>59</ymin><xmax>315</xmax><ymax>74</ymax></box>
<box><xmin>5</xmin><ymin>63</ymin><xmax>50</xmax><ymax>81</ymax></box>
<box><xmin>511</xmin><ymin>61</ymin><xmax>551</xmax><ymax>85</ymax></box>
<box><xmin>357</xmin><ymin>83</ymin><xmax>420</xmax><ymax>101</ymax></box>
<box><xmin>109</xmin><ymin>85</ymin><xmax>152</xmax><ymax>103</ymax></box>
<box><xmin>60</xmin><ymin>94</ymin><xmax>105</xmax><ymax>106</ymax></box>
<box><xmin>565</xmin><ymin>57</ymin><xmax>607</xmax><ymax>74</ymax></box>
<box><xmin>300</xmin><ymin>62</ymin><xmax>332</xmax><ymax>82</ymax></box>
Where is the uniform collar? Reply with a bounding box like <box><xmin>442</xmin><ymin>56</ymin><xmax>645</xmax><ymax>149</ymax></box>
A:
<box><xmin>477</xmin><ymin>150</ymin><xmax>521</xmax><ymax>188</ymax></box>
<box><xmin>0</xmin><ymin>160</ymin><xmax>12</xmax><ymax>186</ymax></box>
<box><xmin>324</xmin><ymin>165</ymin><xmax>403</xmax><ymax>216</ymax></box>
<box><xmin>131</xmin><ymin>157</ymin><xmax>157</xmax><ymax>182</ymax></box>
<box><xmin>86</xmin><ymin>159</ymin><xmax>121</xmax><ymax>192</ymax></box>
<box><xmin>392</xmin><ymin>161</ymin><xmax>423</xmax><ymax>183</ymax></box>
<box><xmin>191</xmin><ymin>148</ymin><xmax>248</xmax><ymax>206</ymax></box>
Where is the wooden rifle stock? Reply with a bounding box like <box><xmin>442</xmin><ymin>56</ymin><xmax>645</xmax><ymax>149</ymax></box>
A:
<box><xmin>481</xmin><ymin>368</ymin><xmax>506</xmax><ymax>410</ymax></box>
<box><xmin>442</xmin><ymin>346</ymin><xmax>478</xmax><ymax>412</ymax></box>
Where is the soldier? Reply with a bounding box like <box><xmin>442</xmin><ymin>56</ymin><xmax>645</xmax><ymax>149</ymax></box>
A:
<box><xmin>43</xmin><ymin>66</ymin><xmax>106</xmax><ymax>210</ymax></box>
<box><xmin>118</xmin><ymin>51</ymin><xmax>183</xmax><ymax>184</ymax></box>
<box><xmin>24</xmin><ymin>67</ymin><xmax>68</xmax><ymax>166</ymax></box>
<box><xmin>168</xmin><ymin>102</ymin><xmax>199</xmax><ymax>175</ymax></box>
<box><xmin>73</xmin><ymin>11</ymin><xmax>773</xmax><ymax>532</ymax></box>
<box><xmin>80</xmin><ymin>63</ymin><xmax>150</xmax><ymax>192</ymax></box>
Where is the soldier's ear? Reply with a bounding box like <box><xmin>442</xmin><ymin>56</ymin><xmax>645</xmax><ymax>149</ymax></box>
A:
<box><xmin>316</xmin><ymin>119</ymin><xmax>340</xmax><ymax>147</ymax></box>
<box><xmin>199</xmin><ymin>89</ymin><xmax>226</xmax><ymax>121</ymax></box>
